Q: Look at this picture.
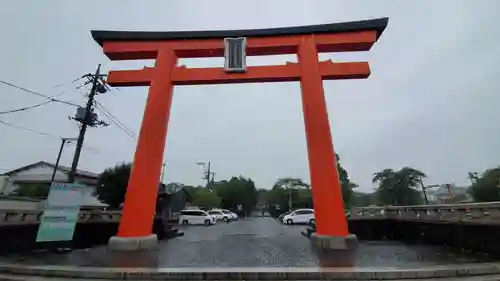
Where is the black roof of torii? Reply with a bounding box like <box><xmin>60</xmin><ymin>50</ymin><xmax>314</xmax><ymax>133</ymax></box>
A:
<box><xmin>91</xmin><ymin>17</ymin><xmax>388</xmax><ymax>47</ymax></box>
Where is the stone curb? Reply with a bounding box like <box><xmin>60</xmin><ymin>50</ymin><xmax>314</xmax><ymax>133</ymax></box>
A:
<box><xmin>0</xmin><ymin>263</ymin><xmax>499</xmax><ymax>280</ymax></box>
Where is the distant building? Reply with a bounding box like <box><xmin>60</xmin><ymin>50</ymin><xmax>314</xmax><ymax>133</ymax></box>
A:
<box><xmin>0</xmin><ymin>161</ymin><xmax>107</xmax><ymax>209</ymax></box>
<box><xmin>426</xmin><ymin>184</ymin><xmax>472</xmax><ymax>204</ymax></box>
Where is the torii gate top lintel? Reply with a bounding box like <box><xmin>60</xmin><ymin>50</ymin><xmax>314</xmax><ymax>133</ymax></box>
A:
<box><xmin>91</xmin><ymin>17</ymin><xmax>388</xmax><ymax>47</ymax></box>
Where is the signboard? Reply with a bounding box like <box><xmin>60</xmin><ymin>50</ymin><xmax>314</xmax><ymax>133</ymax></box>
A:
<box><xmin>36</xmin><ymin>182</ymin><xmax>86</xmax><ymax>243</ymax></box>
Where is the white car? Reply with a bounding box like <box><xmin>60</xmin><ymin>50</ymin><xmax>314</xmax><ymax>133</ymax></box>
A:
<box><xmin>220</xmin><ymin>209</ymin><xmax>238</xmax><ymax>220</ymax></box>
<box><xmin>282</xmin><ymin>208</ymin><xmax>315</xmax><ymax>225</ymax></box>
<box><xmin>178</xmin><ymin>209</ymin><xmax>216</xmax><ymax>225</ymax></box>
<box><xmin>207</xmin><ymin>209</ymin><xmax>238</xmax><ymax>222</ymax></box>
<box><xmin>207</xmin><ymin>210</ymin><xmax>227</xmax><ymax>222</ymax></box>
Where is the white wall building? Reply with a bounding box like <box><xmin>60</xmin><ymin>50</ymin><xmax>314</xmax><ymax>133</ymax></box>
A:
<box><xmin>0</xmin><ymin>161</ymin><xmax>107</xmax><ymax>209</ymax></box>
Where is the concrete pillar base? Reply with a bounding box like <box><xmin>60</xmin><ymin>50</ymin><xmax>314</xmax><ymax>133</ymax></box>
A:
<box><xmin>310</xmin><ymin>233</ymin><xmax>358</xmax><ymax>250</ymax></box>
<box><xmin>108</xmin><ymin>234</ymin><xmax>157</xmax><ymax>251</ymax></box>
<box><xmin>310</xmin><ymin>233</ymin><xmax>358</xmax><ymax>266</ymax></box>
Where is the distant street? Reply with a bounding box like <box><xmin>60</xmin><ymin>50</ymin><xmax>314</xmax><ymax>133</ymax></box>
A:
<box><xmin>0</xmin><ymin>217</ymin><xmax>492</xmax><ymax>268</ymax></box>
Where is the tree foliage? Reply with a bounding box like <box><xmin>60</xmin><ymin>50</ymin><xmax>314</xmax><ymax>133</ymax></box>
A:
<box><xmin>163</xmin><ymin>182</ymin><xmax>186</xmax><ymax>194</ymax></box>
<box><xmin>212</xmin><ymin>176</ymin><xmax>257</xmax><ymax>215</ymax></box>
<box><xmin>273</xmin><ymin>178</ymin><xmax>309</xmax><ymax>190</ymax></box>
<box><xmin>336</xmin><ymin>153</ymin><xmax>357</xmax><ymax>208</ymax></box>
<box><xmin>469</xmin><ymin>167</ymin><xmax>500</xmax><ymax>202</ymax></box>
<box><xmin>94</xmin><ymin>162</ymin><xmax>259</xmax><ymax>214</ymax></box>
<box><xmin>93</xmin><ymin>153</ymin><xmax>358</xmax><ymax>214</ymax></box>
<box><xmin>372</xmin><ymin>167</ymin><xmax>425</xmax><ymax>206</ymax></box>
<box><xmin>95</xmin><ymin>162</ymin><xmax>131</xmax><ymax>208</ymax></box>
<box><xmin>352</xmin><ymin>191</ymin><xmax>376</xmax><ymax>207</ymax></box>
<box><xmin>270</xmin><ymin>177</ymin><xmax>311</xmax><ymax>212</ymax></box>
<box><xmin>264</xmin><ymin>153</ymin><xmax>356</xmax><ymax>215</ymax></box>
<box><xmin>192</xmin><ymin>188</ymin><xmax>221</xmax><ymax>209</ymax></box>
<box><xmin>13</xmin><ymin>183</ymin><xmax>50</xmax><ymax>199</ymax></box>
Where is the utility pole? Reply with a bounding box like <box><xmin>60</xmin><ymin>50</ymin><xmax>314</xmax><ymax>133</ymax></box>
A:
<box><xmin>161</xmin><ymin>163</ymin><xmax>166</xmax><ymax>183</ymax></box>
<box><xmin>51</xmin><ymin>137</ymin><xmax>78</xmax><ymax>183</ymax></box>
<box><xmin>419</xmin><ymin>178</ymin><xmax>439</xmax><ymax>205</ymax></box>
<box><xmin>468</xmin><ymin>172</ymin><xmax>479</xmax><ymax>187</ymax></box>
<box><xmin>197</xmin><ymin>161</ymin><xmax>214</xmax><ymax>188</ymax></box>
<box><xmin>419</xmin><ymin>179</ymin><xmax>429</xmax><ymax>205</ymax></box>
<box><xmin>68</xmin><ymin>64</ymin><xmax>108</xmax><ymax>182</ymax></box>
<box><xmin>206</xmin><ymin>162</ymin><xmax>211</xmax><ymax>187</ymax></box>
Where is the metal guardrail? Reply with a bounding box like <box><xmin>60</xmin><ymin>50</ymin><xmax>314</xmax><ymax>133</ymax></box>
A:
<box><xmin>350</xmin><ymin>202</ymin><xmax>500</xmax><ymax>225</ymax></box>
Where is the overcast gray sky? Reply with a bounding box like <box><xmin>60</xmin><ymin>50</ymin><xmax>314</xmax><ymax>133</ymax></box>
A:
<box><xmin>0</xmin><ymin>0</ymin><xmax>499</xmax><ymax>192</ymax></box>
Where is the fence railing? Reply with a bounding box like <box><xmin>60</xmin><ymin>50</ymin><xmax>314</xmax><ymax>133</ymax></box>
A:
<box><xmin>0</xmin><ymin>209</ymin><xmax>122</xmax><ymax>226</ymax></box>
<box><xmin>3</xmin><ymin>202</ymin><xmax>500</xmax><ymax>226</ymax></box>
<box><xmin>350</xmin><ymin>202</ymin><xmax>500</xmax><ymax>225</ymax></box>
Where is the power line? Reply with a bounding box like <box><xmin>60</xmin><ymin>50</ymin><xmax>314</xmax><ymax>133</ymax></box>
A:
<box><xmin>0</xmin><ymin>118</ymin><xmax>102</xmax><ymax>156</ymax></box>
<box><xmin>0</xmin><ymin>77</ymin><xmax>86</xmax><ymax>115</ymax></box>
<box><xmin>95</xmin><ymin>101</ymin><xmax>137</xmax><ymax>140</ymax></box>
<box><xmin>0</xmin><ymin>79</ymin><xmax>80</xmax><ymax>107</ymax></box>
<box><xmin>66</xmin><ymin>140</ymin><xmax>102</xmax><ymax>155</ymax></box>
<box><xmin>0</xmin><ymin>92</ymin><xmax>67</xmax><ymax>115</ymax></box>
<box><xmin>0</xmin><ymin>100</ymin><xmax>53</xmax><ymax>115</ymax></box>
<box><xmin>0</xmin><ymin>118</ymin><xmax>60</xmax><ymax>139</ymax></box>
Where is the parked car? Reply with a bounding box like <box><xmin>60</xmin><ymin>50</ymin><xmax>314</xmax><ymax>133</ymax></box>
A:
<box><xmin>282</xmin><ymin>208</ymin><xmax>315</xmax><ymax>225</ymax></box>
<box><xmin>207</xmin><ymin>209</ymin><xmax>228</xmax><ymax>222</ymax></box>
<box><xmin>178</xmin><ymin>209</ymin><xmax>216</xmax><ymax>225</ymax></box>
<box><xmin>220</xmin><ymin>209</ymin><xmax>238</xmax><ymax>220</ymax></box>
<box><xmin>207</xmin><ymin>209</ymin><xmax>238</xmax><ymax>222</ymax></box>
<box><xmin>278</xmin><ymin>210</ymin><xmax>293</xmax><ymax>223</ymax></box>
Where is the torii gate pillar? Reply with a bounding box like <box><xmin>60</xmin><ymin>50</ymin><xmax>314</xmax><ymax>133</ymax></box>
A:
<box><xmin>91</xmin><ymin>18</ymin><xmax>388</xmax><ymax>252</ymax></box>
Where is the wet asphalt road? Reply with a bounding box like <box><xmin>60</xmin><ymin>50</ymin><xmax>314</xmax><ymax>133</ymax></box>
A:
<box><xmin>0</xmin><ymin>217</ymin><xmax>493</xmax><ymax>268</ymax></box>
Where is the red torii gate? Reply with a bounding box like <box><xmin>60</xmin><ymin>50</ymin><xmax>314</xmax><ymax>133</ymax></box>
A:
<box><xmin>91</xmin><ymin>18</ymin><xmax>387</xmax><ymax>251</ymax></box>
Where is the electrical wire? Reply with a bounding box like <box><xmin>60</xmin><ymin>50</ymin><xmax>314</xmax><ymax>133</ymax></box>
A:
<box><xmin>0</xmin><ymin>118</ymin><xmax>60</xmax><ymax>139</ymax></box>
<box><xmin>65</xmin><ymin>140</ymin><xmax>102</xmax><ymax>155</ymax></box>
<box><xmin>0</xmin><ymin>79</ymin><xmax>80</xmax><ymax>107</ymax></box>
<box><xmin>94</xmin><ymin>101</ymin><xmax>137</xmax><ymax>140</ymax></box>
<box><xmin>0</xmin><ymin>77</ymin><xmax>86</xmax><ymax>115</ymax></box>
<box><xmin>0</xmin><ymin>91</ymin><xmax>68</xmax><ymax>115</ymax></box>
<box><xmin>0</xmin><ymin>118</ymin><xmax>103</xmax><ymax>156</ymax></box>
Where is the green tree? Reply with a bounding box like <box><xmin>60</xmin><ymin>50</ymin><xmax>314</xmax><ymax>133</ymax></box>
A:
<box><xmin>469</xmin><ymin>167</ymin><xmax>500</xmax><ymax>202</ymax></box>
<box><xmin>273</xmin><ymin>178</ymin><xmax>310</xmax><ymax>211</ymax></box>
<box><xmin>373</xmin><ymin>167</ymin><xmax>425</xmax><ymax>206</ymax></box>
<box><xmin>192</xmin><ymin>188</ymin><xmax>221</xmax><ymax>209</ymax></box>
<box><xmin>213</xmin><ymin>176</ymin><xmax>257</xmax><ymax>215</ymax></box>
<box><xmin>336</xmin><ymin>153</ymin><xmax>357</xmax><ymax>208</ymax></box>
<box><xmin>163</xmin><ymin>182</ymin><xmax>185</xmax><ymax>194</ymax></box>
<box><xmin>296</xmin><ymin>188</ymin><xmax>313</xmax><ymax>208</ymax></box>
<box><xmin>263</xmin><ymin>153</ymin><xmax>356</xmax><ymax>212</ymax></box>
<box><xmin>265</xmin><ymin>185</ymin><xmax>288</xmax><ymax>216</ymax></box>
<box><xmin>95</xmin><ymin>162</ymin><xmax>131</xmax><ymax>208</ymax></box>
<box><xmin>352</xmin><ymin>191</ymin><xmax>376</xmax><ymax>207</ymax></box>
<box><xmin>273</xmin><ymin>178</ymin><xmax>310</xmax><ymax>190</ymax></box>
<box><xmin>13</xmin><ymin>183</ymin><xmax>50</xmax><ymax>198</ymax></box>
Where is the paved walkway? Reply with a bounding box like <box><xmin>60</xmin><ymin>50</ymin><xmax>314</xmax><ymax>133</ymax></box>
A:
<box><xmin>0</xmin><ymin>217</ymin><xmax>493</xmax><ymax>268</ymax></box>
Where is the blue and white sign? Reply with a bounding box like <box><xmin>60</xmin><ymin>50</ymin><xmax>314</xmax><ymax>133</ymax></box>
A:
<box><xmin>36</xmin><ymin>182</ymin><xmax>86</xmax><ymax>243</ymax></box>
